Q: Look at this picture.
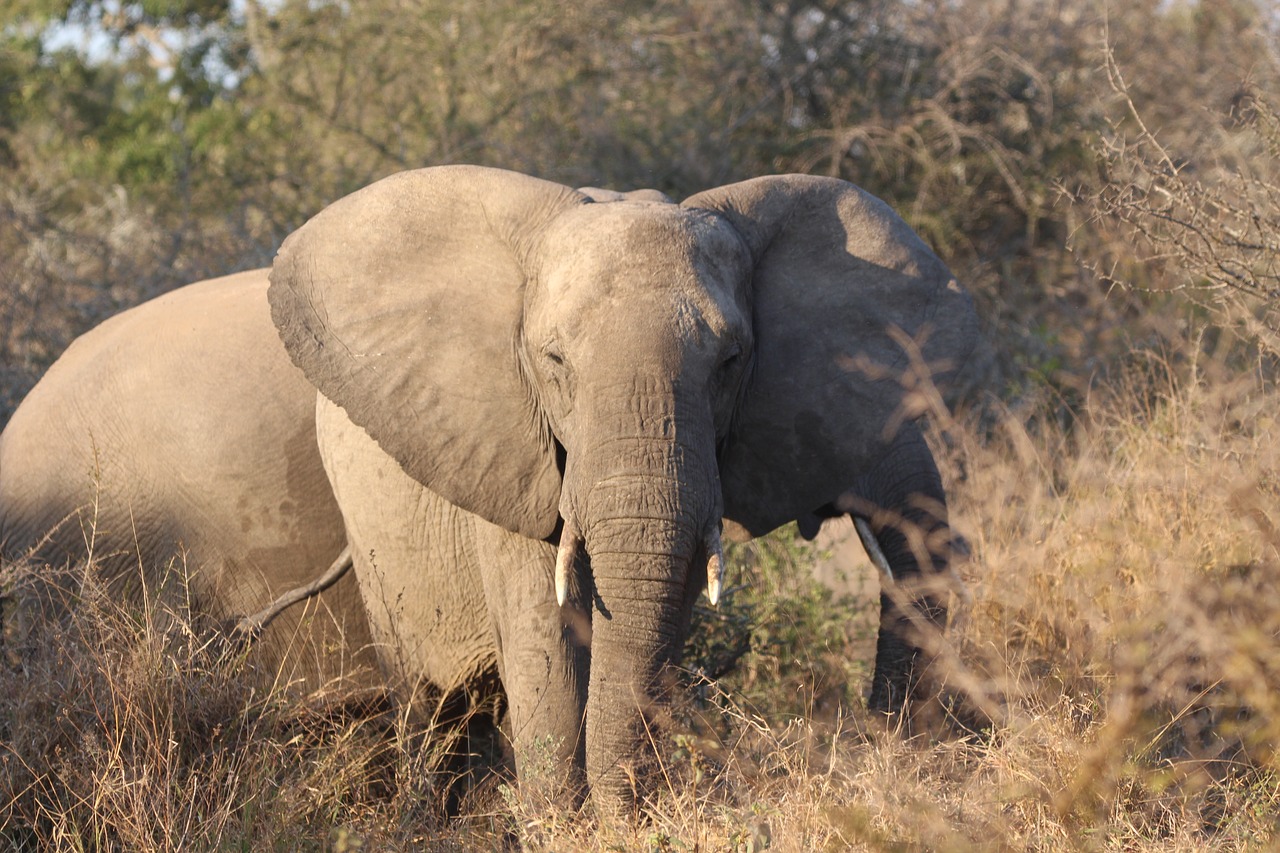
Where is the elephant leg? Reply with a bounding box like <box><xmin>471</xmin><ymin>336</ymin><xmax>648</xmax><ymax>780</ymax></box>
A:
<box><xmin>835</xmin><ymin>422</ymin><xmax>954</xmax><ymax>715</ymax></box>
<box><xmin>475</xmin><ymin>527</ymin><xmax>589</xmax><ymax>805</ymax></box>
<box><xmin>315</xmin><ymin>395</ymin><xmax>498</xmax><ymax>700</ymax></box>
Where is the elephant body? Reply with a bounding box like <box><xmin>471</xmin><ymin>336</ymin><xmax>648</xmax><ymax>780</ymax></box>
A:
<box><xmin>315</xmin><ymin>395</ymin><xmax>587</xmax><ymax>785</ymax></box>
<box><xmin>268</xmin><ymin>166</ymin><xmax>979</xmax><ymax>810</ymax></box>
<box><xmin>0</xmin><ymin>270</ymin><xmax>376</xmax><ymax>689</ymax></box>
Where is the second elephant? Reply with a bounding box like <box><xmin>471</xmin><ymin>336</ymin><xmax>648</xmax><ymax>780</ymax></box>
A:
<box><xmin>0</xmin><ymin>270</ymin><xmax>376</xmax><ymax>689</ymax></box>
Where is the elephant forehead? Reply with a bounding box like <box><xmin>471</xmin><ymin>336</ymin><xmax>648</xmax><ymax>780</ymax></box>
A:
<box><xmin>538</xmin><ymin>204</ymin><xmax>752</xmax><ymax>293</ymax></box>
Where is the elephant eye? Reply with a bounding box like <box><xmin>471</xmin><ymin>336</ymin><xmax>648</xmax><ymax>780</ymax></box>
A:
<box><xmin>719</xmin><ymin>343</ymin><xmax>743</xmax><ymax>373</ymax></box>
<box><xmin>541</xmin><ymin>344</ymin><xmax>573</xmax><ymax>397</ymax></box>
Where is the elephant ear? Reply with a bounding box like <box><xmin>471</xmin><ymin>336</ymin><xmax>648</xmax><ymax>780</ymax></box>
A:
<box><xmin>685</xmin><ymin>175</ymin><xmax>978</xmax><ymax>540</ymax></box>
<box><xmin>270</xmin><ymin>165</ymin><xmax>588</xmax><ymax>540</ymax></box>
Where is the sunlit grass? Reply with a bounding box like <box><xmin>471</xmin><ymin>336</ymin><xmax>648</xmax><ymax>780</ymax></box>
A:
<box><xmin>3</xmin><ymin>351</ymin><xmax>1278</xmax><ymax>850</ymax></box>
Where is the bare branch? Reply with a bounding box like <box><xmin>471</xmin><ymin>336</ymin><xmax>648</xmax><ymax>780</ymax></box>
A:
<box><xmin>1087</xmin><ymin>35</ymin><xmax>1280</xmax><ymax>353</ymax></box>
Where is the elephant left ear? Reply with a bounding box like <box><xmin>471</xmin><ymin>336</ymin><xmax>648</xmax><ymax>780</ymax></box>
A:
<box><xmin>684</xmin><ymin>175</ymin><xmax>979</xmax><ymax>540</ymax></box>
<box><xmin>269</xmin><ymin>166</ymin><xmax>588</xmax><ymax>540</ymax></box>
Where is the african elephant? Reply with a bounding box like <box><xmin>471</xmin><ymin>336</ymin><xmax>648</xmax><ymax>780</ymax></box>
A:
<box><xmin>0</xmin><ymin>269</ymin><xmax>376</xmax><ymax>689</ymax></box>
<box><xmin>268</xmin><ymin>165</ymin><xmax>978</xmax><ymax>809</ymax></box>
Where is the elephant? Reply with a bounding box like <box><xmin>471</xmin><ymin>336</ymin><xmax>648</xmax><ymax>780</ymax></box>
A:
<box><xmin>0</xmin><ymin>269</ymin><xmax>376</xmax><ymax>689</ymax></box>
<box><xmin>267</xmin><ymin>165</ymin><xmax>979</xmax><ymax>810</ymax></box>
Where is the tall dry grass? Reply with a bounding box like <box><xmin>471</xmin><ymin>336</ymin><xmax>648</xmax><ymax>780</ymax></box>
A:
<box><xmin>0</xmin><ymin>555</ymin><xmax>498</xmax><ymax>850</ymax></box>
<box><xmin>3</xmin><ymin>346</ymin><xmax>1276</xmax><ymax>850</ymax></box>
<box><xmin>933</xmin><ymin>352</ymin><xmax>1279</xmax><ymax>848</ymax></box>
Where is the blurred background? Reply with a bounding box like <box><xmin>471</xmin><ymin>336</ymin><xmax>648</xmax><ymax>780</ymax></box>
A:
<box><xmin>3</xmin><ymin>0</ymin><xmax>1275</xmax><ymax>426</ymax></box>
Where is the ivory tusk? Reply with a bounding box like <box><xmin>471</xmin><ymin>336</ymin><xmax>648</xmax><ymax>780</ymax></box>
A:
<box><xmin>705</xmin><ymin>527</ymin><xmax>725</xmax><ymax>607</ymax></box>
<box><xmin>854</xmin><ymin>516</ymin><xmax>894</xmax><ymax>582</ymax></box>
<box><xmin>555</xmin><ymin>529</ymin><xmax>580</xmax><ymax>607</ymax></box>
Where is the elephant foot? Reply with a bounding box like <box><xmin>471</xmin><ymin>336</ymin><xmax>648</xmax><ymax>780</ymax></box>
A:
<box><xmin>866</xmin><ymin>683</ymin><xmax>909</xmax><ymax>717</ymax></box>
<box><xmin>867</xmin><ymin>625</ymin><xmax>923</xmax><ymax>717</ymax></box>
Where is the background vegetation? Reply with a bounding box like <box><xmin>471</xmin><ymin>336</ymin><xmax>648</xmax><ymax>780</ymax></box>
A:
<box><xmin>2</xmin><ymin>0</ymin><xmax>1278</xmax><ymax>848</ymax></box>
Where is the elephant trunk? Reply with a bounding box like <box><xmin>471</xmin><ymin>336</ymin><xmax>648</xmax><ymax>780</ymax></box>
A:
<box><xmin>574</xmin><ymin>471</ymin><xmax>711</xmax><ymax>814</ymax></box>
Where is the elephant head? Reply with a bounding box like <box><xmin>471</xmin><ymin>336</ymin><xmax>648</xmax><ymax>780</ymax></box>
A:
<box><xmin>268</xmin><ymin>165</ymin><xmax>977</xmax><ymax>809</ymax></box>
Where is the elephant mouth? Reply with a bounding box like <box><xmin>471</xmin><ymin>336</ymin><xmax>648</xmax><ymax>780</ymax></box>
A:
<box><xmin>555</xmin><ymin>517</ymin><xmax>725</xmax><ymax>610</ymax></box>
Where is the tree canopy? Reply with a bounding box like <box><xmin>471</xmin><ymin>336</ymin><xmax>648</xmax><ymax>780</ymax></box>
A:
<box><xmin>2</xmin><ymin>0</ymin><xmax>1277</xmax><ymax>420</ymax></box>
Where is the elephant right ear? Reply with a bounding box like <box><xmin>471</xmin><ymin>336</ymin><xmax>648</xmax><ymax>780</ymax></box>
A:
<box><xmin>269</xmin><ymin>166</ymin><xmax>588</xmax><ymax>540</ymax></box>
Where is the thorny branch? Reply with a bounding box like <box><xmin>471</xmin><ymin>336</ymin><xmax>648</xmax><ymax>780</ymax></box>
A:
<box><xmin>1087</xmin><ymin>38</ymin><xmax>1280</xmax><ymax>351</ymax></box>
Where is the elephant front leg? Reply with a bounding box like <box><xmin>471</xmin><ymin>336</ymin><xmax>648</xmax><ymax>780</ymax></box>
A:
<box><xmin>855</xmin><ymin>515</ymin><xmax>950</xmax><ymax>714</ymax></box>
<box><xmin>475</xmin><ymin>526</ymin><xmax>589</xmax><ymax>806</ymax></box>
<box><xmin>834</xmin><ymin>423</ymin><xmax>957</xmax><ymax>715</ymax></box>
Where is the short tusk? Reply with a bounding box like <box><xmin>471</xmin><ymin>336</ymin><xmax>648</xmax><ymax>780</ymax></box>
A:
<box><xmin>705</xmin><ymin>527</ymin><xmax>725</xmax><ymax>607</ymax></box>
<box><xmin>555</xmin><ymin>528</ymin><xmax>581</xmax><ymax>607</ymax></box>
<box><xmin>854</xmin><ymin>516</ymin><xmax>894</xmax><ymax>582</ymax></box>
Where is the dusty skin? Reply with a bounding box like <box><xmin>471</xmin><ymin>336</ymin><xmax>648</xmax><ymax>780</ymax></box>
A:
<box><xmin>0</xmin><ymin>270</ymin><xmax>376</xmax><ymax>690</ymax></box>
<box><xmin>269</xmin><ymin>165</ymin><xmax>979</xmax><ymax>810</ymax></box>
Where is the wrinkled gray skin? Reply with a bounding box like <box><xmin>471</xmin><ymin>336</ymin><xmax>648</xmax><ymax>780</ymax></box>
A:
<box><xmin>0</xmin><ymin>270</ymin><xmax>376</xmax><ymax>688</ymax></box>
<box><xmin>269</xmin><ymin>166</ymin><xmax>978</xmax><ymax>810</ymax></box>
<box><xmin>315</xmin><ymin>394</ymin><xmax>586</xmax><ymax>783</ymax></box>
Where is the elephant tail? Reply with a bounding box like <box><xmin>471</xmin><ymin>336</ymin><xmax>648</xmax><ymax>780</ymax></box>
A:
<box><xmin>231</xmin><ymin>546</ymin><xmax>354</xmax><ymax>643</ymax></box>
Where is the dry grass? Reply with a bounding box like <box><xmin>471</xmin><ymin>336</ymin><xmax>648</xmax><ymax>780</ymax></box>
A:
<box><xmin>928</xmin><ymin>352</ymin><xmax>1280</xmax><ymax>849</ymax></box>
<box><xmin>3</xmin><ymin>350</ymin><xmax>1279</xmax><ymax>850</ymax></box>
<box><xmin>0</xmin><ymin>557</ymin><xmax>489</xmax><ymax>850</ymax></box>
